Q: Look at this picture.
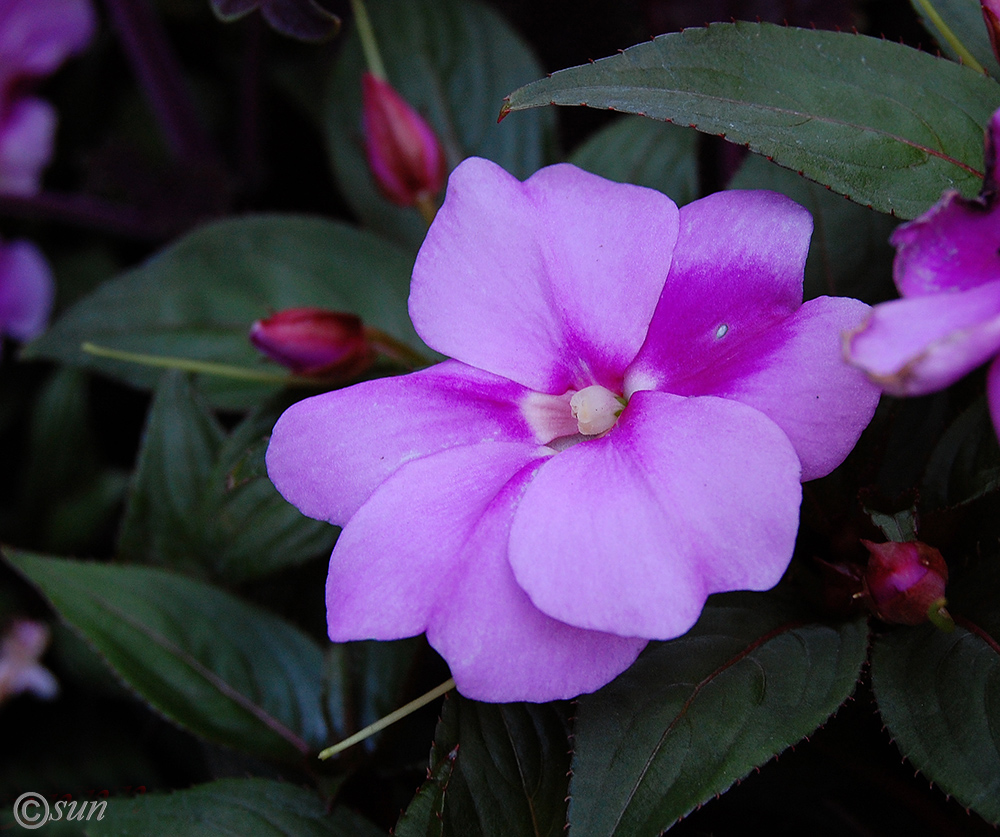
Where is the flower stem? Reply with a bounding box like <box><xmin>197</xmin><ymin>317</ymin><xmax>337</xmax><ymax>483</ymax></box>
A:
<box><xmin>349</xmin><ymin>0</ymin><xmax>387</xmax><ymax>80</ymax></box>
<box><xmin>914</xmin><ymin>0</ymin><xmax>987</xmax><ymax>74</ymax></box>
<box><xmin>318</xmin><ymin>677</ymin><xmax>455</xmax><ymax>760</ymax></box>
<box><xmin>81</xmin><ymin>342</ymin><xmax>317</xmax><ymax>385</ymax></box>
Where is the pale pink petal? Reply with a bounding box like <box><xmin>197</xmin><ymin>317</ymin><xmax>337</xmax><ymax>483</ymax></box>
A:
<box><xmin>0</xmin><ymin>0</ymin><xmax>96</xmax><ymax>87</ymax></box>
<box><xmin>508</xmin><ymin>391</ymin><xmax>802</xmax><ymax>639</ymax></box>
<box><xmin>844</xmin><ymin>280</ymin><xmax>1000</xmax><ymax>396</ymax></box>
<box><xmin>266</xmin><ymin>360</ymin><xmax>536</xmax><ymax>525</ymax></box>
<box><xmin>891</xmin><ymin>191</ymin><xmax>1000</xmax><ymax>297</ymax></box>
<box><xmin>627</xmin><ymin>190</ymin><xmax>811</xmax><ymax>391</ymax></box>
<box><xmin>409</xmin><ymin>157</ymin><xmax>679</xmax><ymax>393</ymax></box>
<box><xmin>0</xmin><ymin>97</ymin><xmax>55</xmax><ymax>195</ymax></box>
<box><xmin>0</xmin><ymin>238</ymin><xmax>54</xmax><ymax>340</ymax></box>
<box><xmin>647</xmin><ymin>296</ymin><xmax>880</xmax><ymax>481</ymax></box>
<box><xmin>326</xmin><ymin>442</ymin><xmax>544</xmax><ymax>641</ymax></box>
<box><xmin>427</xmin><ymin>469</ymin><xmax>646</xmax><ymax>702</ymax></box>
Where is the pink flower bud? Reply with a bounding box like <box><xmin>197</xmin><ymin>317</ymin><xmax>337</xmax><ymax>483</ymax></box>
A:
<box><xmin>249</xmin><ymin>308</ymin><xmax>375</xmax><ymax>377</ymax></box>
<box><xmin>984</xmin><ymin>2</ymin><xmax>1000</xmax><ymax>64</ymax></box>
<box><xmin>361</xmin><ymin>72</ymin><xmax>446</xmax><ymax>207</ymax></box>
<box><xmin>860</xmin><ymin>539</ymin><xmax>949</xmax><ymax>626</ymax></box>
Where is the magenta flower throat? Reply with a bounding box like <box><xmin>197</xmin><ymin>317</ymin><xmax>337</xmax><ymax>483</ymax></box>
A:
<box><xmin>267</xmin><ymin>158</ymin><xmax>881</xmax><ymax>703</ymax></box>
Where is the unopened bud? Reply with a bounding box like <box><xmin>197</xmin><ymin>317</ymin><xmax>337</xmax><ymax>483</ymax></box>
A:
<box><xmin>249</xmin><ymin>308</ymin><xmax>375</xmax><ymax>377</ymax></box>
<box><xmin>984</xmin><ymin>2</ymin><xmax>1000</xmax><ymax>64</ymax></box>
<box><xmin>362</xmin><ymin>72</ymin><xmax>446</xmax><ymax>208</ymax></box>
<box><xmin>860</xmin><ymin>539</ymin><xmax>950</xmax><ymax>626</ymax></box>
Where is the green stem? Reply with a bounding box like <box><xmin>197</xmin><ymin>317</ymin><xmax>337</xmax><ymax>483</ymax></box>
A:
<box><xmin>915</xmin><ymin>0</ymin><xmax>987</xmax><ymax>74</ymax></box>
<box><xmin>349</xmin><ymin>0</ymin><xmax>386</xmax><ymax>80</ymax></box>
<box><xmin>318</xmin><ymin>677</ymin><xmax>456</xmax><ymax>759</ymax></box>
<box><xmin>81</xmin><ymin>342</ymin><xmax>317</xmax><ymax>385</ymax></box>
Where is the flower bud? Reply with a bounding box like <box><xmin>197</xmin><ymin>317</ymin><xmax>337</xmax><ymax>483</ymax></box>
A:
<box><xmin>860</xmin><ymin>539</ymin><xmax>949</xmax><ymax>626</ymax></box>
<box><xmin>249</xmin><ymin>308</ymin><xmax>375</xmax><ymax>377</ymax></box>
<box><xmin>984</xmin><ymin>2</ymin><xmax>1000</xmax><ymax>65</ymax></box>
<box><xmin>361</xmin><ymin>72</ymin><xmax>446</xmax><ymax>207</ymax></box>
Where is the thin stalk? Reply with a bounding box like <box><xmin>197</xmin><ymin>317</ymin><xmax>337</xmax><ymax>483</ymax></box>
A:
<box><xmin>318</xmin><ymin>677</ymin><xmax>455</xmax><ymax>759</ymax></box>
<box><xmin>914</xmin><ymin>0</ymin><xmax>987</xmax><ymax>74</ymax></box>
<box><xmin>349</xmin><ymin>0</ymin><xmax>387</xmax><ymax>80</ymax></box>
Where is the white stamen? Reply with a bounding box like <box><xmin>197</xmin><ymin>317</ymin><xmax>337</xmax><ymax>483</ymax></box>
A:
<box><xmin>570</xmin><ymin>385</ymin><xmax>622</xmax><ymax>436</ymax></box>
<box><xmin>715</xmin><ymin>323</ymin><xmax>729</xmax><ymax>339</ymax></box>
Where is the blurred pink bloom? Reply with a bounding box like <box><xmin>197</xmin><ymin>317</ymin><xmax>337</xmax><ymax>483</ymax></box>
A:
<box><xmin>0</xmin><ymin>0</ymin><xmax>96</xmax><ymax>194</ymax></box>
<box><xmin>0</xmin><ymin>620</ymin><xmax>59</xmax><ymax>704</ymax></box>
<box><xmin>361</xmin><ymin>72</ymin><xmax>446</xmax><ymax>208</ymax></box>
<box><xmin>845</xmin><ymin>108</ymin><xmax>1000</xmax><ymax>434</ymax></box>
<box><xmin>0</xmin><ymin>237</ymin><xmax>54</xmax><ymax>343</ymax></box>
<box><xmin>267</xmin><ymin>158</ymin><xmax>880</xmax><ymax>702</ymax></box>
<box><xmin>250</xmin><ymin>307</ymin><xmax>376</xmax><ymax>377</ymax></box>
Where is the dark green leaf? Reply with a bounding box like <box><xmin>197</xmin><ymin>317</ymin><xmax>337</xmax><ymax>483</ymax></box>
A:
<box><xmin>394</xmin><ymin>744</ymin><xmax>458</xmax><ymax>837</ymax></box>
<box><xmin>728</xmin><ymin>154</ymin><xmax>898</xmax><ymax>303</ymax></box>
<box><xmin>910</xmin><ymin>0</ymin><xmax>1000</xmax><ymax>77</ymax></box>
<box><xmin>429</xmin><ymin>695</ymin><xmax>571</xmax><ymax>837</ymax></box>
<box><xmin>567</xmin><ymin>592</ymin><xmax>869</xmax><ymax>836</ymax></box>
<box><xmin>24</xmin><ymin>215</ymin><xmax>424</xmax><ymax>409</ymax></box>
<box><xmin>568</xmin><ymin>115</ymin><xmax>699</xmax><ymax>206</ymax></box>
<box><xmin>922</xmin><ymin>395</ymin><xmax>1000</xmax><ymax>508</ymax></box>
<box><xmin>871</xmin><ymin>559</ymin><xmax>1000</xmax><ymax>825</ymax></box>
<box><xmin>864</xmin><ymin>505</ymin><xmax>919</xmax><ymax>542</ymax></box>
<box><xmin>84</xmin><ymin>778</ymin><xmax>383</xmax><ymax>837</ymax></box>
<box><xmin>504</xmin><ymin>22</ymin><xmax>1000</xmax><ymax>218</ymax></box>
<box><xmin>324</xmin><ymin>0</ymin><xmax>554</xmax><ymax>250</ymax></box>
<box><xmin>5</xmin><ymin>550</ymin><xmax>327</xmax><ymax>761</ymax></box>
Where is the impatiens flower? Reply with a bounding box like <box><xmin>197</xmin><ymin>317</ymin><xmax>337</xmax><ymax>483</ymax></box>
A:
<box><xmin>267</xmin><ymin>158</ymin><xmax>880</xmax><ymax>702</ymax></box>
<box><xmin>844</xmin><ymin>108</ymin><xmax>1000</xmax><ymax>435</ymax></box>
<box><xmin>0</xmin><ymin>236</ymin><xmax>55</xmax><ymax>345</ymax></box>
<box><xmin>860</xmin><ymin>539</ymin><xmax>949</xmax><ymax>626</ymax></box>
<box><xmin>250</xmin><ymin>308</ymin><xmax>376</xmax><ymax>377</ymax></box>
<box><xmin>0</xmin><ymin>620</ymin><xmax>59</xmax><ymax>704</ymax></box>
<box><xmin>0</xmin><ymin>0</ymin><xmax>96</xmax><ymax>194</ymax></box>
<box><xmin>361</xmin><ymin>72</ymin><xmax>446</xmax><ymax>209</ymax></box>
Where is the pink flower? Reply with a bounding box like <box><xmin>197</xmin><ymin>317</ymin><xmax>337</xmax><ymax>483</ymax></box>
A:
<box><xmin>0</xmin><ymin>237</ymin><xmax>54</xmax><ymax>344</ymax></box>
<box><xmin>250</xmin><ymin>308</ymin><xmax>375</xmax><ymax>377</ymax></box>
<box><xmin>0</xmin><ymin>620</ymin><xmax>58</xmax><ymax>704</ymax></box>
<box><xmin>267</xmin><ymin>158</ymin><xmax>880</xmax><ymax>702</ymax></box>
<box><xmin>0</xmin><ymin>0</ymin><xmax>96</xmax><ymax>194</ymax></box>
<box><xmin>361</xmin><ymin>72</ymin><xmax>446</xmax><ymax>208</ymax></box>
<box><xmin>860</xmin><ymin>540</ymin><xmax>949</xmax><ymax>626</ymax></box>
<box><xmin>844</xmin><ymin>108</ymin><xmax>1000</xmax><ymax>434</ymax></box>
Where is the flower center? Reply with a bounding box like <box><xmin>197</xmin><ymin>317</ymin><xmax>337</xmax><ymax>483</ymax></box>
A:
<box><xmin>570</xmin><ymin>385</ymin><xmax>624</xmax><ymax>436</ymax></box>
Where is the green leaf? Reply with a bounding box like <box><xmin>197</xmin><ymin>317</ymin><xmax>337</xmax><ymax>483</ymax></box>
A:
<box><xmin>567</xmin><ymin>592</ymin><xmax>869</xmax><ymax>836</ymax></box>
<box><xmin>394</xmin><ymin>744</ymin><xmax>458</xmax><ymax>837</ymax></box>
<box><xmin>427</xmin><ymin>695</ymin><xmax>571</xmax><ymax>837</ymax></box>
<box><xmin>119</xmin><ymin>372</ymin><xmax>334</xmax><ymax>580</ymax></box>
<box><xmin>922</xmin><ymin>395</ymin><xmax>1000</xmax><ymax>508</ymax></box>
<box><xmin>568</xmin><ymin>115</ymin><xmax>699</xmax><ymax>206</ymax></box>
<box><xmin>324</xmin><ymin>0</ymin><xmax>554</xmax><ymax>250</ymax></box>
<box><xmin>5</xmin><ymin>550</ymin><xmax>328</xmax><ymax>761</ymax></box>
<box><xmin>24</xmin><ymin>215</ymin><xmax>423</xmax><ymax>409</ymax></box>
<box><xmin>910</xmin><ymin>0</ymin><xmax>1000</xmax><ymax>77</ymax></box>
<box><xmin>728</xmin><ymin>154</ymin><xmax>898</xmax><ymax>303</ymax></box>
<box><xmin>871</xmin><ymin>557</ymin><xmax>1000</xmax><ymax>824</ymax></box>
<box><xmin>504</xmin><ymin>22</ymin><xmax>1000</xmax><ymax>218</ymax></box>
<box><xmin>84</xmin><ymin>778</ymin><xmax>383</xmax><ymax>837</ymax></box>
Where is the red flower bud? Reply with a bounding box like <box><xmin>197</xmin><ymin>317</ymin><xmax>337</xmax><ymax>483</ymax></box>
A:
<box><xmin>361</xmin><ymin>72</ymin><xmax>446</xmax><ymax>207</ymax></box>
<box><xmin>860</xmin><ymin>540</ymin><xmax>949</xmax><ymax>626</ymax></box>
<box><xmin>984</xmin><ymin>2</ymin><xmax>1000</xmax><ymax>64</ymax></box>
<box><xmin>249</xmin><ymin>308</ymin><xmax>375</xmax><ymax>377</ymax></box>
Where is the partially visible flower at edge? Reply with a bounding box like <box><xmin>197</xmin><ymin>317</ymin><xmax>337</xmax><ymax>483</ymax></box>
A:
<box><xmin>0</xmin><ymin>237</ymin><xmax>55</xmax><ymax>347</ymax></box>
<box><xmin>0</xmin><ymin>619</ymin><xmax>59</xmax><ymax>705</ymax></box>
<box><xmin>267</xmin><ymin>157</ymin><xmax>881</xmax><ymax>703</ymax></box>
<box><xmin>845</xmin><ymin>107</ymin><xmax>1000</xmax><ymax>436</ymax></box>
<box><xmin>361</xmin><ymin>71</ymin><xmax>446</xmax><ymax>210</ymax></box>
<box><xmin>0</xmin><ymin>0</ymin><xmax>97</xmax><ymax>195</ymax></box>
<box><xmin>984</xmin><ymin>1</ymin><xmax>1000</xmax><ymax>65</ymax></box>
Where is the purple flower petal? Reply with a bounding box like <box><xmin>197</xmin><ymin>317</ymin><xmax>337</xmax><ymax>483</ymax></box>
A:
<box><xmin>891</xmin><ymin>190</ymin><xmax>1000</xmax><ymax>297</ymax></box>
<box><xmin>508</xmin><ymin>391</ymin><xmax>802</xmax><ymax>639</ymax></box>
<box><xmin>0</xmin><ymin>0</ymin><xmax>96</xmax><ymax>89</ymax></box>
<box><xmin>409</xmin><ymin>157</ymin><xmax>679</xmax><ymax>394</ymax></box>
<box><xmin>0</xmin><ymin>237</ymin><xmax>54</xmax><ymax>340</ymax></box>
<box><xmin>626</xmin><ymin>190</ymin><xmax>811</xmax><ymax>392</ymax></box>
<box><xmin>326</xmin><ymin>442</ymin><xmax>544</xmax><ymax>641</ymax></box>
<box><xmin>987</xmin><ymin>356</ymin><xmax>1000</xmax><ymax>441</ymax></box>
<box><xmin>266</xmin><ymin>360</ymin><xmax>536</xmax><ymax>524</ymax></box>
<box><xmin>844</xmin><ymin>280</ymin><xmax>1000</xmax><ymax>396</ymax></box>
<box><xmin>648</xmin><ymin>296</ymin><xmax>879</xmax><ymax>481</ymax></box>
<box><xmin>0</xmin><ymin>97</ymin><xmax>55</xmax><ymax>195</ymax></box>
